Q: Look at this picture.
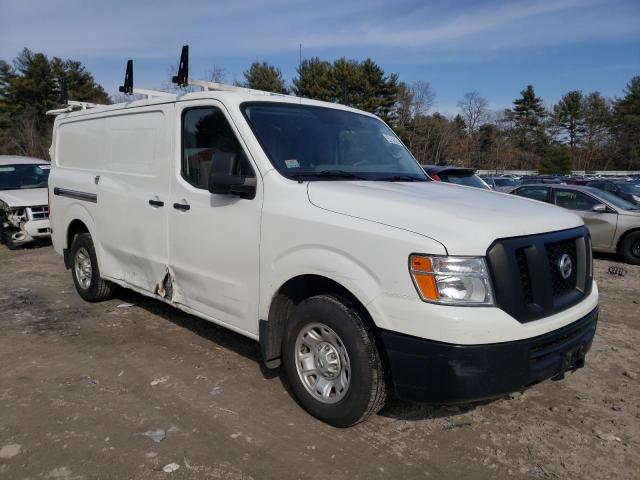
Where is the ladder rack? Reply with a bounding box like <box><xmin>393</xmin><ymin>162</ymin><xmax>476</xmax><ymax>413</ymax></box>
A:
<box><xmin>186</xmin><ymin>78</ymin><xmax>286</xmax><ymax>96</ymax></box>
<box><xmin>46</xmin><ymin>100</ymin><xmax>105</xmax><ymax>116</ymax></box>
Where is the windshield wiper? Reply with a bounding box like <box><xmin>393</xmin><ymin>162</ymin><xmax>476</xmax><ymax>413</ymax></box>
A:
<box><xmin>375</xmin><ymin>175</ymin><xmax>427</xmax><ymax>182</ymax></box>
<box><xmin>289</xmin><ymin>170</ymin><xmax>368</xmax><ymax>181</ymax></box>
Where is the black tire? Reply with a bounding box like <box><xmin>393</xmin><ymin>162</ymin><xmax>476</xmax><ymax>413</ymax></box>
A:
<box><xmin>619</xmin><ymin>231</ymin><xmax>640</xmax><ymax>266</ymax></box>
<box><xmin>70</xmin><ymin>232</ymin><xmax>116</xmax><ymax>302</ymax></box>
<box><xmin>1</xmin><ymin>228</ymin><xmax>20</xmax><ymax>250</ymax></box>
<box><xmin>282</xmin><ymin>294</ymin><xmax>388</xmax><ymax>427</ymax></box>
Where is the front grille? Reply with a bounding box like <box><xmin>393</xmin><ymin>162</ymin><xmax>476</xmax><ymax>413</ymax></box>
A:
<box><xmin>487</xmin><ymin>227</ymin><xmax>592</xmax><ymax>323</ymax></box>
<box><xmin>515</xmin><ymin>248</ymin><xmax>533</xmax><ymax>303</ymax></box>
<box><xmin>546</xmin><ymin>239</ymin><xmax>577</xmax><ymax>295</ymax></box>
<box><xmin>28</xmin><ymin>206</ymin><xmax>49</xmax><ymax>220</ymax></box>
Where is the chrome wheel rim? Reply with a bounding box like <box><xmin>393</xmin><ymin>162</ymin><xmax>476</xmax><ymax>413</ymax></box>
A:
<box><xmin>632</xmin><ymin>240</ymin><xmax>640</xmax><ymax>258</ymax></box>
<box><xmin>295</xmin><ymin>323</ymin><xmax>351</xmax><ymax>404</ymax></box>
<box><xmin>74</xmin><ymin>247</ymin><xmax>92</xmax><ymax>289</ymax></box>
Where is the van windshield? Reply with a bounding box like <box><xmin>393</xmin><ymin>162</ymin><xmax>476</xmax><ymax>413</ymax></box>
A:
<box><xmin>241</xmin><ymin>102</ymin><xmax>427</xmax><ymax>181</ymax></box>
<box><xmin>0</xmin><ymin>164</ymin><xmax>50</xmax><ymax>191</ymax></box>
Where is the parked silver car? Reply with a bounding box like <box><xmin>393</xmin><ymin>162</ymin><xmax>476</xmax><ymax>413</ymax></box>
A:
<box><xmin>511</xmin><ymin>184</ymin><xmax>640</xmax><ymax>265</ymax></box>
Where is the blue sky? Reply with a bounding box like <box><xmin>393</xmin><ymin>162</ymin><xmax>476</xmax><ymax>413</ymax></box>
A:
<box><xmin>1</xmin><ymin>0</ymin><xmax>638</xmax><ymax>114</ymax></box>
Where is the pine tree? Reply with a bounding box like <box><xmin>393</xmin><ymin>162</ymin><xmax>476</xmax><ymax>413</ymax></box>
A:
<box><xmin>539</xmin><ymin>145</ymin><xmax>573</xmax><ymax>174</ymax></box>
<box><xmin>553</xmin><ymin>90</ymin><xmax>586</xmax><ymax>151</ymax></box>
<box><xmin>509</xmin><ymin>85</ymin><xmax>548</xmax><ymax>152</ymax></box>
<box><xmin>241</xmin><ymin>62</ymin><xmax>287</xmax><ymax>94</ymax></box>
<box><xmin>613</xmin><ymin>76</ymin><xmax>640</xmax><ymax>170</ymax></box>
<box><xmin>0</xmin><ymin>48</ymin><xmax>109</xmax><ymax>157</ymax></box>
<box><xmin>291</xmin><ymin>57</ymin><xmax>333</xmax><ymax>102</ymax></box>
<box><xmin>292</xmin><ymin>57</ymin><xmax>398</xmax><ymax>123</ymax></box>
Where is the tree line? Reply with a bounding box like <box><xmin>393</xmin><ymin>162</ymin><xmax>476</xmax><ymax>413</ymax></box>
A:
<box><xmin>1</xmin><ymin>48</ymin><xmax>638</xmax><ymax>173</ymax></box>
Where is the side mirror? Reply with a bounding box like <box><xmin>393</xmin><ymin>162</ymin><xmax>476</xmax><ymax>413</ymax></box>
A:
<box><xmin>592</xmin><ymin>204</ymin><xmax>607</xmax><ymax>213</ymax></box>
<box><xmin>208</xmin><ymin>153</ymin><xmax>256</xmax><ymax>199</ymax></box>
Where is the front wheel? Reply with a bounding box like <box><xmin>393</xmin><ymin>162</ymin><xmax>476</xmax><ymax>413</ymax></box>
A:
<box><xmin>70</xmin><ymin>233</ymin><xmax>116</xmax><ymax>302</ymax></box>
<box><xmin>282</xmin><ymin>294</ymin><xmax>388</xmax><ymax>427</ymax></box>
<box><xmin>0</xmin><ymin>228</ymin><xmax>20</xmax><ymax>250</ymax></box>
<box><xmin>619</xmin><ymin>231</ymin><xmax>640</xmax><ymax>266</ymax></box>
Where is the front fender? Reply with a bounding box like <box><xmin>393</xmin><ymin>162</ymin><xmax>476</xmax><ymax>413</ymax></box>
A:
<box><xmin>262</xmin><ymin>244</ymin><xmax>381</xmax><ymax>319</ymax></box>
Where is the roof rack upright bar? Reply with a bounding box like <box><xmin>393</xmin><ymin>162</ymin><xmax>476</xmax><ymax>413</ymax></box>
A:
<box><xmin>172</xmin><ymin>45</ymin><xmax>189</xmax><ymax>86</ymax></box>
<box><xmin>119</xmin><ymin>60</ymin><xmax>134</xmax><ymax>94</ymax></box>
<box><xmin>169</xmin><ymin>44</ymin><xmax>284</xmax><ymax>96</ymax></box>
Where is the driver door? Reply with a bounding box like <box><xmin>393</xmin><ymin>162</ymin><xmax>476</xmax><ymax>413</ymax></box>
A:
<box><xmin>168</xmin><ymin>101</ymin><xmax>262</xmax><ymax>336</ymax></box>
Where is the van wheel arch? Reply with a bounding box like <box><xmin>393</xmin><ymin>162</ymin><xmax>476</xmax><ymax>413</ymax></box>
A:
<box><xmin>65</xmin><ymin>220</ymin><xmax>90</xmax><ymax>269</ymax></box>
<box><xmin>260</xmin><ymin>275</ymin><xmax>379</xmax><ymax>369</ymax></box>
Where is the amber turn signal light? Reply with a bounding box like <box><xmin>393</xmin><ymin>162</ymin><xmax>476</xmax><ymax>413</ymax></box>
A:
<box><xmin>409</xmin><ymin>255</ymin><xmax>439</xmax><ymax>301</ymax></box>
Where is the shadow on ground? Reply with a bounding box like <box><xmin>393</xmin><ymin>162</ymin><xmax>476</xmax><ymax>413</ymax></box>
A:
<box><xmin>108</xmin><ymin>286</ymin><xmax>498</xmax><ymax>422</ymax></box>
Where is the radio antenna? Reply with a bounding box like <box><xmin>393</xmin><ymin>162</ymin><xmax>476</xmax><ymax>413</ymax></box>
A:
<box><xmin>298</xmin><ymin>43</ymin><xmax>302</xmax><ymax>104</ymax></box>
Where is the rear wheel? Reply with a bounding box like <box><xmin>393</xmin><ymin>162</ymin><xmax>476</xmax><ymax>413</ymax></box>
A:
<box><xmin>619</xmin><ymin>231</ymin><xmax>640</xmax><ymax>266</ymax></box>
<box><xmin>70</xmin><ymin>233</ymin><xmax>116</xmax><ymax>302</ymax></box>
<box><xmin>282</xmin><ymin>294</ymin><xmax>388</xmax><ymax>427</ymax></box>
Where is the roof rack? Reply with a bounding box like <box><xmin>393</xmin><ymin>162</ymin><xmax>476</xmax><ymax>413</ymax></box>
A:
<box><xmin>119</xmin><ymin>59</ymin><xmax>176</xmax><ymax>99</ymax></box>
<box><xmin>171</xmin><ymin>45</ymin><xmax>285</xmax><ymax>96</ymax></box>
<box><xmin>46</xmin><ymin>45</ymin><xmax>281</xmax><ymax>117</ymax></box>
<box><xmin>46</xmin><ymin>77</ymin><xmax>108</xmax><ymax>115</ymax></box>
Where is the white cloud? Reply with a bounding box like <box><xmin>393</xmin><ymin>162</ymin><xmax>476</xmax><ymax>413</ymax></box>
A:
<box><xmin>1</xmin><ymin>0</ymin><xmax>637</xmax><ymax>61</ymax></box>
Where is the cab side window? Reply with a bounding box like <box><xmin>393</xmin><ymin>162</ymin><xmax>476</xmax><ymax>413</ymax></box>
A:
<box><xmin>514</xmin><ymin>187</ymin><xmax>551</xmax><ymax>203</ymax></box>
<box><xmin>555</xmin><ymin>190</ymin><xmax>599</xmax><ymax>211</ymax></box>
<box><xmin>182</xmin><ymin>107</ymin><xmax>254</xmax><ymax>189</ymax></box>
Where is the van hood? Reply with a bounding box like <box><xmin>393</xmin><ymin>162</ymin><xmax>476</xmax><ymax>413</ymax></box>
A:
<box><xmin>0</xmin><ymin>188</ymin><xmax>48</xmax><ymax>208</ymax></box>
<box><xmin>307</xmin><ymin>181</ymin><xmax>583</xmax><ymax>255</ymax></box>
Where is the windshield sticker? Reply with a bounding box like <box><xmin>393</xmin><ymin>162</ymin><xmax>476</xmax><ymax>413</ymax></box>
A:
<box><xmin>0</xmin><ymin>167</ymin><xmax>16</xmax><ymax>172</ymax></box>
<box><xmin>383</xmin><ymin>134</ymin><xmax>402</xmax><ymax>146</ymax></box>
<box><xmin>284</xmin><ymin>159</ymin><xmax>300</xmax><ymax>169</ymax></box>
<box><xmin>38</xmin><ymin>165</ymin><xmax>51</xmax><ymax>170</ymax></box>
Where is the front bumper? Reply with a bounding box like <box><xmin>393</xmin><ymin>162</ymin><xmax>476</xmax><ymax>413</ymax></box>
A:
<box><xmin>381</xmin><ymin>307</ymin><xmax>598</xmax><ymax>403</ymax></box>
<box><xmin>24</xmin><ymin>219</ymin><xmax>51</xmax><ymax>239</ymax></box>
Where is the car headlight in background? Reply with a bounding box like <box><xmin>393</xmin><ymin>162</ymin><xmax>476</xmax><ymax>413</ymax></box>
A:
<box><xmin>409</xmin><ymin>255</ymin><xmax>495</xmax><ymax>305</ymax></box>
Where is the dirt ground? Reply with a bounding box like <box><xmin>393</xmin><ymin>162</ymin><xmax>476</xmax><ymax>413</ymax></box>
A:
<box><xmin>0</xmin><ymin>245</ymin><xmax>638</xmax><ymax>480</ymax></box>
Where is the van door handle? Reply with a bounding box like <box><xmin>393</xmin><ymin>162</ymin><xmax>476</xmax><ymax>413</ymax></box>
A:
<box><xmin>173</xmin><ymin>202</ymin><xmax>190</xmax><ymax>211</ymax></box>
<box><xmin>148</xmin><ymin>199</ymin><xmax>164</xmax><ymax>207</ymax></box>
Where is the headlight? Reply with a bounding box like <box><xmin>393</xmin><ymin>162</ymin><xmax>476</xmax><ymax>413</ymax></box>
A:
<box><xmin>409</xmin><ymin>255</ymin><xmax>495</xmax><ymax>305</ymax></box>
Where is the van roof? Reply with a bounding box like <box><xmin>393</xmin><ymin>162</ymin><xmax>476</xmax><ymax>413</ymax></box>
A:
<box><xmin>53</xmin><ymin>88</ymin><xmax>379</xmax><ymax>121</ymax></box>
<box><xmin>0</xmin><ymin>155</ymin><xmax>49</xmax><ymax>166</ymax></box>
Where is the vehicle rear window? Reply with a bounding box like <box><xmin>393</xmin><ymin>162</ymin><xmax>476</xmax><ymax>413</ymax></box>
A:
<box><xmin>494</xmin><ymin>178</ymin><xmax>517</xmax><ymax>187</ymax></box>
<box><xmin>438</xmin><ymin>173</ymin><xmax>489</xmax><ymax>189</ymax></box>
<box><xmin>617</xmin><ymin>182</ymin><xmax>640</xmax><ymax>194</ymax></box>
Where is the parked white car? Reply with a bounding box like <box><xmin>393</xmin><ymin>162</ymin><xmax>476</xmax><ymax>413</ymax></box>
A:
<box><xmin>49</xmin><ymin>86</ymin><xmax>599</xmax><ymax>427</ymax></box>
<box><xmin>0</xmin><ymin>155</ymin><xmax>52</xmax><ymax>249</ymax></box>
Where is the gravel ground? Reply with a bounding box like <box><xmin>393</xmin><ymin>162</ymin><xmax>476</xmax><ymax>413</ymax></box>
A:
<box><xmin>0</xmin><ymin>245</ymin><xmax>638</xmax><ymax>479</ymax></box>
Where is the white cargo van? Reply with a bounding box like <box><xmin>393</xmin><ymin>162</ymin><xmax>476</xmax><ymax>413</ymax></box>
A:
<box><xmin>48</xmin><ymin>74</ymin><xmax>598</xmax><ymax>427</ymax></box>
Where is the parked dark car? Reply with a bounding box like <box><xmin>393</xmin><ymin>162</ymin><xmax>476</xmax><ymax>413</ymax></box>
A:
<box><xmin>521</xmin><ymin>175</ymin><xmax>564</xmax><ymax>185</ymax></box>
<box><xmin>421</xmin><ymin>165</ymin><xmax>490</xmax><ymax>190</ymax></box>
<box><xmin>564</xmin><ymin>176</ymin><xmax>591</xmax><ymax>186</ymax></box>
<box><xmin>587</xmin><ymin>179</ymin><xmax>640</xmax><ymax>207</ymax></box>
<box><xmin>482</xmin><ymin>176</ymin><xmax>520</xmax><ymax>192</ymax></box>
